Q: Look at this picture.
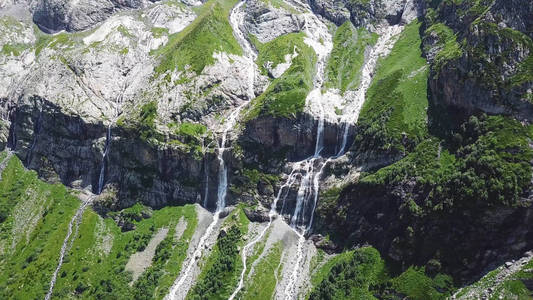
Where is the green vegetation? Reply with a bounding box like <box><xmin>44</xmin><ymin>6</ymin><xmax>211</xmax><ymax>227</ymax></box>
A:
<box><xmin>241</xmin><ymin>242</ymin><xmax>283</xmax><ymax>300</ymax></box>
<box><xmin>259</xmin><ymin>0</ymin><xmax>299</xmax><ymax>13</ymax></box>
<box><xmin>53</xmin><ymin>204</ymin><xmax>197</xmax><ymax>299</ymax></box>
<box><xmin>360</xmin><ymin>114</ymin><xmax>533</xmax><ymax>210</ymax></box>
<box><xmin>325</xmin><ymin>22</ymin><xmax>379</xmax><ymax>93</ymax></box>
<box><xmin>139</xmin><ymin>101</ymin><xmax>163</xmax><ymax>142</ymax></box>
<box><xmin>35</xmin><ymin>32</ymin><xmax>76</xmax><ymax>57</ymax></box>
<box><xmin>117</xmin><ymin>25</ymin><xmax>134</xmax><ymax>38</ymax></box>
<box><xmin>153</xmin><ymin>0</ymin><xmax>242</xmax><ymax>75</ymax></box>
<box><xmin>356</xmin><ymin>21</ymin><xmax>429</xmax><ymax>155</ymax></box>
<box><xmin>253</xmin><ymin>32</ymin><xmax>305</xmax><ymax>76</ymax></box>
<box><xmin>309</xmin><ymin>247</ymin><xmax>454</xmax><ymax>300</ymax></box>
<box><xmin>456</xmin><ymin>257</ymin><xmax>533</xmax><ymax>298</ymax></box>
<box><xmin>310</xmin><ymin>250</ymin><xmax>355</xmax><ymax>289</ymax></box>
<box><xmin>392</xmin><ymin>267</ymin><xmax>454</xmax><ymax>299</ymax></box>
<box><xmin>0</xmin><ymin>153</ymin><xmax>199</xmax><ymax>299</ymax></box>
<box><xmin>0</xmin><ymin>155</ymin><xmax>81</xmax><ymax>299</ymax></box>
<box><xmin>1</xmin><ymin>43</ymin><xmax>30</xmax><ymax>56</ymax></box>
<box><xmin>231</xmin><ymin>168</ymin><xmax>280</xmax><ymax>195</ymax></box>
<box><xmin>132</xmin><ymin>205</ymin><xmax>198</xmax><ymax>300</ymax></box>
<box><xmin>425</xmin><ymin>23</ymin><xmax>462</xmax><ymax>71</ymax></box>
<box><xmin>188</xmin><ymin>208</ymin><xmax>250</xmax><ymax>299</ymax></box>
<box><xmin>119</xmin><ymin>101</ymin><xmax>164</xmax><ymax>144</ymax></box>
<box><xmin>151</xmin><ymin>27</ymin><xmax>170</xmax><ymax>39</ymax></box>
<box><xmin>169</xmin><ymin>122</ymin><xmax>211</xmax><ymax>159</ymax></box>
<box><xmin>175</xmin><ymin>122</ymin><xmax>207</xmax><ymax>138</ymax></box>
<box><xmin>309</xmin><ymin>248</ymin><xmax>385</xmax><ymax>299</ymax></box>
<box><xmin>245</xmin><ymin>33</ymin><xmax>316</xmax><ymax>119</ymax></box>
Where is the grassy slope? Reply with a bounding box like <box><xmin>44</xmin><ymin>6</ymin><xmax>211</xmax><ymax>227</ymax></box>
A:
<box><xmin>455</xmin><ymin>256</ymin><xmax>533</xmax><ymax>299</ymax></box>
<box><xmin>241</xmin><ymin>241</ymin><xmax>283</xmax><ymax>300</ymax></box>
<box><xmin>52</xmin><ymin>204</ymin><xmax>198</xmax><ymax>299</ymax></box>
<box><xmin>325</xmin><ymin>21</ymin><xmax>379</xmax><ymax>93</ymax></box>
<box><xmin>153</xmin><ymin>0</ymin><xmax>242</xmax><ymax>75</ymax></box>
<box><xmin>356</xmin><ymin>21</ymin><xmax>429</xmax><ymax>153</ymax></box>
<box><xmin>187</xmin><ymin>206</ymin><xmax>250</xmax><ymax>300</ymax></box>
<box><xmin>308</xmin><ymin>247</ymin><xmax>453</xmax><ymax>300</ymax></box>
<box><xmin>0</xmin><ymin>155</ymin><xmax>80</xmax><ymax>299</ymax></box>
<box><xmin>0</xmin><ymin>152</ymin><xmax>199</xmax><ymax>299</ymax></box>
<box><xmin>245</xmin><ymin>32</ymin><xmax>317</xmax><ymax>119</ymax></box>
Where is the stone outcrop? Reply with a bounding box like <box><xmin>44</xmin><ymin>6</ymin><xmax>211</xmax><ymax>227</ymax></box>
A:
<box><xmin>241</xmin><ymin>113</ymin><xmax>350</xmax><ymax>164</ymax></box>
<box><xmin>9</xmin><ymin>96</ymin><xmax>212</xmax><ymax>209</ymax></box>
<box><xmin>316</xmin><ymin>177</ymin><xmax>533</xmax><ymax>283</ymax></box>
<box><xmin>31</xmin><ymin>0</ymin><xmax>162</xmax><ymax>33</ymax></box>
<box><xmin>424</xmin><ymin>0</ymin><xmax>533</xmax><ymax>121</ymax></box>
<box><xmin>310</xmin><ymin>0</ymin><xmax>420</xmax><ymax>28</ymax></box>
<box><xmin>308</xmin><ymin>0</ymin><xmax>349</xmax><ymax>26</ymax></box>
<box><xmin>243</xmin><ymin>0</ymin><xmax>303</xmax><ymax>43</ymax></box>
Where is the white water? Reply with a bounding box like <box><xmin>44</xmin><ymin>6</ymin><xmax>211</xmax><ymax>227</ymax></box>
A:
<box><xmin>216</xmin><ymin>0</ymin><xmax>256</xmax><ymax>211</ymax></box>
<box><xmin>276</xmin><ymin>2</ymin><xmax>405</xmax><ymax>298</ymax></box>
<box><xmin>44</xmin><ymin>197</ymin><xmax>93</xmax><ymax>300</ymax></box>
<box><xmin>166</xmin><ymin>2</ymin><xmax>257</xmax><ymax>299</ymax></box>
<box><xmin>229</xmin><ymin>169</ymin><xmax>299</xmax><ymax>299</ymax></box>
<box><xmin>285</xmin><ymin>0</ymin><xmax>333</xmax><ymax>234</ymax></box>
<box><xmin>166</xmin><ymin>99</ymin><xmax>248</xmax><ymax>299</ymax></box>
<box><xmin>284</xmin><ymin>232</ymin><xmax>305</xmax><ymax>300</ymax></box>
<box><xmin>165</xmin><ymin>211</ymin><xmax>220</xmax><ymax>300</ymax></box>
<box><xmin>26</xmin><ymin>110</ymin><xmax>42</xmax><ymax>165</ymax></box>
<box><xmin>203</xmin><ymin>159</ymin><xmax>209</xmax><ymax>208</ymax></box>
<box><xmin>97</xmin><ymin>125</ymin><xmax>111</xmax><ymax>195</ymax></box>
<box><xmin>336</xmin><ymin>24</ymin><xmax>404</xmax><ymax>156</ymax></box>
<box><xmin>229</xmin><ymin>0</ymin><xmax>257</xmax><ymax>100</ymax></box>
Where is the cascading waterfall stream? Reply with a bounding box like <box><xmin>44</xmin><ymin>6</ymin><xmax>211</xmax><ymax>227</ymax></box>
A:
<box><xmin>26</xmin><ymin>109</ymin><xmax>42</xmax><ymax>165</ymax></box>
<box><xmin>203</xmin><ymin>158</ymin><xmax>210</xmax><ymax>208</ymax></box>
<box><xmin>44</xmin><ymin>197</ymin><xmax>93</xmax><ymax>300</ymax></box>
<box><xmin>229</xmin><ymin>170</ymin><xmax>299</xmax><ymax>299</ymax></box>
<box><xmin>45</xmin><ymin>125</ymin><xmax>111</xmax><ymax>299</ymax></box>
<box><xmin>280</xmin><ymin>1</ymin><xmax>405</xmax><ymax>298</ymax></box>
<box><xmin>45</xmin><ymin>86</ymin><xmax>125</xmax><ymax>300</ymax></box>
<box><xmin>336</xmin><ymin>24</ymin><xmax>405</xmax><ymax>156</ymax></box>
<box><xmin>166</xmin><ymin>2</ymin><xmax>257</xmax><ymax>299</ymax></box>
<box><xmin>97</xmin><ymin>125</ymin><xmax>112</xmax><ymax>195</ymax></box>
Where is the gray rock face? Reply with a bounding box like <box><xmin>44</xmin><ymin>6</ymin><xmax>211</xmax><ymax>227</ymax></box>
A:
<box><xmin>243</xmin><ymin>0</ymin><xmax>303</xmax><ymax>43</ymax></box>
<box><xmin>10</xmin><ymin>96</ymin><xmax>210</xmax><ymax>209</ymax></box>
<box><xmin>488</xmin><ymin>0</ymin><xmax>533</xmax><ymax>40</ymax></box>
<box><xmin>308</xmin><ymin>0</ymin><xmax>349</xmax><ymax>26</ymax></box>
<box><xmin>310</xmin><ymin>0</ymin><xmax>420</xmax><ymax>28</ymax></box>
<box><xmin>26</xmin><ymin>0</ymin><xmax>162</xmax><ymax>33</ymax></box>
<box><xmin>425</xmin><ymin>0</ymin><xmax>533</xmax><ymax>121</ymax></box>
<box><xmin>241</xmin><ymin>113</ymin><xmax>349</xmax><ymax>163</ymax></box>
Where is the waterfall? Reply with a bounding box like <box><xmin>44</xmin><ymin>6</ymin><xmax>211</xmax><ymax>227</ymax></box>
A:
<box><xmin>45</xmin><ymin>197</ymin><xmax>93</xmax><ymax>300</ymax></box>
<box><xmin>203</xmin><ymin>159</ymin><xmax>210</xmax><ymax>208</ymax></box>
<box><xmin>26</xmin><ymin>110</ymin><xmax>42</xmax><ymax>165</ymax></box>
<box><xmin>228</xmin><ymin>169</ymin><xmax>299</xmax><ymax>299</ymax></box>
<box><xmin>215</xmin><ymin>0</ymin><xmax>256</xmax><ymax>212</ymax></box>
<box><xmin>165</xmin><ymin>2</ymin><xmax>257</xmax><ymax>299</ymax></box>
<box><xmin>165</xmin><ymin>211</ymin><xmax>221</xmax><ymax>300</ymax></box>
<box><xmin>277</xmin><ymin>2</ymin><xmax>405</xmax><ymax>299</ymax></box>
<box><xmin>230</xmin><ymin>0</ymin><xmax>257</xmax><ymax>100</ymax></box>
<box><xmin>165</xmin><ymin>55</ymin><xmax>250</xmax><ymax>300</ymax></box>
<box><xmin>8</xmin><ymin>116</ymin><xmax>16</xmax><ymax>150</ymax></box>
<box><xmin>336</xmin><ymin>25</ymin><xmax>405</xmax><ymax>156</ymax></box>
<box><xmin>284</xmin><ymin>0</ymin><xmax>333</xmax><ymax>234</ymax></box>
<box><xmin>97</xmin><ymin>125</ymin><xmax>111</xmax><ymax>195</ymax></box>
<box><xmin>214</xmin><ymin>101</ymin><xmax>248</xmax><ymax>211</ymax></box>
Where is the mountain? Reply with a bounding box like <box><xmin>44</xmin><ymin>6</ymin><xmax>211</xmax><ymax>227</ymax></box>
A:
<box><xmin>0</xmin><ymin>0</ymin><xmax>532</xmax><ymax>299</ymax></box>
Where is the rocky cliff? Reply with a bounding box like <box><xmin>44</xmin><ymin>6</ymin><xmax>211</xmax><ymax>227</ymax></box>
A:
<box><xmin>0</xmin><ymin>0</ymin><xmax>532</xmax><ymax>298</ymax></box>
